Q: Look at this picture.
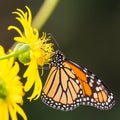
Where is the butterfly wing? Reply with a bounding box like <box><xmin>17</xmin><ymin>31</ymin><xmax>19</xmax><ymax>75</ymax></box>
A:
<box><xmin>65</xmin><ymin>60</ymin><xmax>115</xmax><ymax>110</ymax></box>
<box><xmin>41</xmin><ymin>63</ymin><xmax>81</xmax><ymax>111</ymax></box>
<box><xmin>41</xmin><ymin>50</ymin><xmax>115</xmax><ymax>111</ymax></box>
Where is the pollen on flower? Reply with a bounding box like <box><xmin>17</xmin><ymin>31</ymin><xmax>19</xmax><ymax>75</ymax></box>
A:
<box><xmin>8</xmin><ymin>6</ymin><xmax>55</xmax><ymax>101</ymax></box>
<box><xmin>31</xmin><ymin>32</ymin><xmax>54</xmax><ymax>67</ymax></box>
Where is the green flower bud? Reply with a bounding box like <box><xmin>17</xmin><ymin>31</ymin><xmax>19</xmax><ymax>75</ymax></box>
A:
<box><xmin>13</xmin><ymin>43</ymin><xmax>24</xmax><ymax>54</ymax></box>
<box><xmin>14</xmin><ymin>43</ymin><xmax>31</xmax><ymax>64</ymax></box>
<box><xmin>18</xmin><ymin>44</ymin><xmax>31</xmax><ymax>64</ymax></box>
<box><xmin>18</xmin><ymin>50</ymin><xmax>30</xmax><ymax>64</ymax></box>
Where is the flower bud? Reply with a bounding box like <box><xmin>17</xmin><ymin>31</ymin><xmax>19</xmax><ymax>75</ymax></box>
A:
<box><xmin>18</xmin><ymin>44</ymin><xmax>30</xmax><ymax>64</ymax></box>
<box><xmin>14</xmin><ymin>43</ymin><xmax>31</xmax><ymax>64</ymax></box>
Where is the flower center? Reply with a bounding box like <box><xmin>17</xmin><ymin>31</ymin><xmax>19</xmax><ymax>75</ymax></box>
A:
<box><xmin>0</xmin><ymin>79</ymin><xmax>8</xmax><ymax>100</ymax></box>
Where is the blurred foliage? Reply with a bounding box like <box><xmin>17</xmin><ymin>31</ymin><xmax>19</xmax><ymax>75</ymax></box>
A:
<box><xmin>0</xmin><ymin>0</ymin><xmax>120</xmax><ymax>120</ymax></box>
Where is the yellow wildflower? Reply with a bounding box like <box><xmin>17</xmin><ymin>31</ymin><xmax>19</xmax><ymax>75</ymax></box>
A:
<box><xmin>8</xmin><ymin>6</ymin><xmax>55</xmax><ymax>101</ymax></box>
<box><xmin>0</xmin><ymin>45</ymin><xmax>27</xmax><ymax>120</ymax></box>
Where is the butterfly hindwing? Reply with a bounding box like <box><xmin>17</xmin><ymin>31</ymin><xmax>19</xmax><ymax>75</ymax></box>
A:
<box><xmin>41</xmin><ymin>65</ymin><xmax>81</xmax><ymax>111</ymax></box>
<box><xmin>41</xmin><ymin>50</ymin><xmax>115</xmax><ymax>111</ymax></box>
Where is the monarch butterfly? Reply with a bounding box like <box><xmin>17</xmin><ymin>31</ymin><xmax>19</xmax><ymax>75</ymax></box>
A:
<box><xmin>41</xmin><ymin>50</ymin><xmax>115</xmax><ymax>111</ymax></box>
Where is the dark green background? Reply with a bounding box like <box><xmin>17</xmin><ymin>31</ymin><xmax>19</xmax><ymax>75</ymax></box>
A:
<box><xmin>0</xmin><ymin>0</ymin><xmax>120</xmax><ymax>120</ymax></box>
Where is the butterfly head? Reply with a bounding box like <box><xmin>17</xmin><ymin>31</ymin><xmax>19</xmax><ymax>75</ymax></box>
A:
<box><xmin>51</xmin><ymin>50</ymin><xmax>66</xmax><ymax>67</ymax></box>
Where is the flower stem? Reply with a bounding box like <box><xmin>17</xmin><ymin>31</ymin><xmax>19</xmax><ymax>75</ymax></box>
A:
<box><xmin>0</xmin><ymin>52</ymin><xmax>16</xmax><ymax>60</ymax></box>
<box><xmin>32</xmin><ymin>0</ymin><xmax>60</xmax><ymax>30</ymax></box>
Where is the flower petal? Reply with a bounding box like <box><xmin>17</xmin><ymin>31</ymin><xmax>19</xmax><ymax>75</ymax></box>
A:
<box><xmin>4</xmin><ymin>104</ymin><xmax>9</xmax><ymax>120</ymax></box>
<box><xmin>27</xmin><ymin>69</ymin><xmax>42</xmax><ymax>101</ymax></box>
<box><xmin>15</xmin><ymin>104</ymin><xmax>27</xmax><ymax>120</ymax></box>
<box><xmin>24</xmin><ymin>59</ymin><xmax>42</xmax><ymax>100</ymax></box>
<box><xmin>6</xmin><ymin>62</ymin><xmax>19</xmax><ymax>82</ymax></box>
<box><xmin>9</xmin><ymin>104</ymin><xmax>17</xmax><ymax>120</ymax></box>
<box><xmin>23</xmin><ymin>60</ymin><xmax>37</xmax><ymax>91</ymax></box>
<box><xmin>0</xmin><ymin>103</ymin><xmax>9</xmax><ymax>120</ymax></box>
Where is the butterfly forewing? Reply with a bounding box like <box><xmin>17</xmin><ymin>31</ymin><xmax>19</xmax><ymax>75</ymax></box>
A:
<box><xmin>66</xmin><ymin>61</ymin><xmax>115</xmax><ymax>110</ymax></box>
<box><xmin>41</xmin><ymin>50</ymin><xmax>115</xmax><ymax>111</ymax></box>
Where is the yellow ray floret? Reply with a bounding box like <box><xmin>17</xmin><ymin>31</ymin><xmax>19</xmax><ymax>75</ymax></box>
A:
<box><xmin>8</xmin><ymin>6</ymin><xmax>55</xmax><ymax>100</ymax></box>
<box><xmin>0</xmin><ymin>45</ymin><xmax>27</xmax><ymax>120</ymax></box>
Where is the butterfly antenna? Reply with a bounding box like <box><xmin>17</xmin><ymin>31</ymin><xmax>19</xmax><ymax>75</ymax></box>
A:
<box><xmin>47</xmin><ymin>33</ymin><xmax>61</xmax><ymax>51</ymax></box>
